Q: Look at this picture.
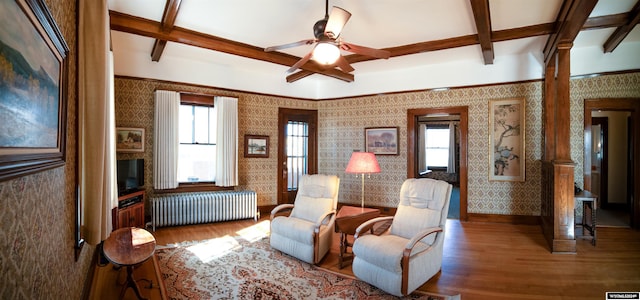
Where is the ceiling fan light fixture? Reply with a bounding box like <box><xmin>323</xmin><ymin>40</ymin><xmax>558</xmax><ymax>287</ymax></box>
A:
<box><xmin>312</xmin><ymin>42</ymin><xmax>340</xmax><ymax>65</ymax></box>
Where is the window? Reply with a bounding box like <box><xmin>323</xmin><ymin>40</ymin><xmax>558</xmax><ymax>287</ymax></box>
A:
<box><xmin>286</xmin><ymin>121</ymin><xmax>309</xmax><ymax>191</ymax></box>
<box><xmin>178</xmin><ymin>103</ymin><xmax>216</xmax><ymax>183</ymax></box>
<box><xmin>424</xmin><ymin>126</ymin><xmax>450</xmax><ymax>169</ymax></box>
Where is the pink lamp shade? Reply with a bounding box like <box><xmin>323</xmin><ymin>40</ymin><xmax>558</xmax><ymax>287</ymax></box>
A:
<box><xmin>345</xmin><ymin>152</ymin><xmax>381</xmax><ymax>174</ymax></box>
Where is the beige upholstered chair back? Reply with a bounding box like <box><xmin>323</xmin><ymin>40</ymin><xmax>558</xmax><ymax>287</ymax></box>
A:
<box><xmin>390</xmin><ymin>178</ymin><xmax>452</xmax><ymax>244</ymax></box>
<box><xmin>290</xmin><ymin>174</ymin><xmax>340</xmax><ymax>223</ymax></box>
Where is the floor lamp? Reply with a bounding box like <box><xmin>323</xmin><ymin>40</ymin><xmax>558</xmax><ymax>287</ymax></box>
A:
<box><xmin>345</xmin><ymin>152</ymin><xmax>381</xmax><ymax>209</ymax></box>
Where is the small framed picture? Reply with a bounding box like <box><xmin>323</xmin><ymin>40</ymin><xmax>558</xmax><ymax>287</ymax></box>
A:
<box><xmin>245</xmin><ymin>135</ymin><xmax>269</xmax><ymax>158</ymax></box>
<box><xmin>116</xmin><ymin>127</ymin><xmax>145</xmax><ymax>153</ymax></box>
<box><xmin>365</xmin><ymin>127</ymin><xmax>399</xmax><ymax>155</ymax></box>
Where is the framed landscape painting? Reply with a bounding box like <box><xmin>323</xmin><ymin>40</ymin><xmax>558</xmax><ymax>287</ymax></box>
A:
<box><xmin>116</xmin><ymin>128</ymin><xmax>145</xmax><ymax>153</ymax></box>
<box><xmin>245</xmin><ymin>135</ymin><xmax>269</xmax><ymax>158</ymax></box>
<box><xmin>0</xmin><ymin>0</ymin><xmax>69</xmax><ymax>181</ymax></box>
<box><xmin>489</xmin><ymin>98</ymin><xmax>525</xmax><ymax>181</ymax></box>
<box><xmin>365</xmin><ymin>127</ymin><xmax>399</xmax><ymax>155</ymax></box>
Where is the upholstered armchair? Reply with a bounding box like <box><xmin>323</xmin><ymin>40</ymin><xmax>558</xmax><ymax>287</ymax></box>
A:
<box><xmin>352</xmin><ymin>178</ymin><xmax>452</xmax><ymax>296</ymax></box>
<box><xmin>270</xmin><ymin>174</ymin><xmax>340</xmax><ymax>264</ymax></box>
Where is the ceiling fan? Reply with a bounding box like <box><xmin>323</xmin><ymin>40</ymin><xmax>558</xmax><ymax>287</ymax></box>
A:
<box><xmin>264</xmin><ymin>0</ymin><xmax>391</xmax><ymax>75</ymax></box>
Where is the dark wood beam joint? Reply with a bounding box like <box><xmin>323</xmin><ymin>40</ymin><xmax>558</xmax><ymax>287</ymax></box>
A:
<box><xmin>470</xmin><ymin>0</ymin><xmax>494</xmax><ymax>64</ymax></box>
<box><xmin>152</xmin><ymin>0</ymin><xmax>183</xmax><ymax>62</ymax></box>
<box><xmin>603</xmin><ymin>1</ymin><xmax>640</xmax><ymax>53</ymax></box>
<box><xmin>544</xmin><ymin>0</ymin><xmax>598</xmax><ymax>65</ymax></box>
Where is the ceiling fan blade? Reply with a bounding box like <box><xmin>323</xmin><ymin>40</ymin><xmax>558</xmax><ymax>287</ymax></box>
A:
<box><xmin>265</xmin><ymin>39</ymin><xmax>316</xmax><ymax>52</ymax></box>
<box><xmin>324</xmin><ymin>6</ymin><xmax>351</xmax><ymax>39</ymax></box>
<box><xmin>334</xmin><ymin>55</ymin><xmax>355</xmax><ymax>73</ymax></box>
<box><xmin>340</xmin><ymin>42</ymin><xmax>391</xmax><ymax>59</ymax></box>
<box><xmin>286</xmin><ymin>51</ymin><xmax>313</xmax><ymax>74</ymax></box>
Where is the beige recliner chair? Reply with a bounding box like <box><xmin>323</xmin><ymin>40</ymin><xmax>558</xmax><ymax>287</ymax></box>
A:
<box><xmin>352</xmin><ymin>178</ymin><xmax>452</xmax><ymax>296</ymax></box>
<box><xmin>270</xmin><ymin>174</ymin><xmax>340</xmax><ymax>264</ymax></box>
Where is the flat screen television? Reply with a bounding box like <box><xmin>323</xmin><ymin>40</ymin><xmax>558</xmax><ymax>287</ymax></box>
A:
<box><xmin>116</xmin><ymin>159</ymin><xmax>144</xmax><ymax>196</ymax></box>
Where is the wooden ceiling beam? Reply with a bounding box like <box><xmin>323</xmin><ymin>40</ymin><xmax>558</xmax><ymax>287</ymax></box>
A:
<box><xmin>603</xmin><ymin>0</ymin><xmax>640</xmax><ymax>53</ymax></box>
<box><xmin>470</xmin><ymin>0</ymin><xmax>494</xmax><ymax>64</ymax></box>
<box><xmin>288</xmin><ymin>22</ymin><xmax>560</xmax><ymax>82</ymax></box>
<box><xmin>112</xmin><ymin>6</ymin><xmax>628</xmax><ymax>83</ymax></box>
<box><xmin>543</xmin><ymin>0</ymin><xmax>598</xmax><ymax>65</ymax></box>
<box><xmin>583</xmin><ymin>13</ymin><xmax>630</xmax><ymax>30</ymax></box>
<box><xmin>151</xmin><ymin>0</ymin><xmax>183</xmax><ymax>62</ymax></box>
<box><xmin>109</xmin><ymin>11</ymin><xmax>354</xmax><ymax>82</ymax></box>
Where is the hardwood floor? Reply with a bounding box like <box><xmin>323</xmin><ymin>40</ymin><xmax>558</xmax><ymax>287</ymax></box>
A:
<box><xmin>88</xmin><ymin>218</ymin><xmax>640</xmax><ymax>300</ymax></box>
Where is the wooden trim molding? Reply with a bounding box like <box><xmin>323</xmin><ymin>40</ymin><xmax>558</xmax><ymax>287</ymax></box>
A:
<box><xmin>467</xmin><ymin>213</ymin><xmax>540</xmax><ymax>225</ymax></box>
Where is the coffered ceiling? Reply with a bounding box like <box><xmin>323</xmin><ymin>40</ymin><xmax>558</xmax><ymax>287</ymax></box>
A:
<box><xmin>108</xmin><ymin>0</ymin><xmax>640</xmax><ymax>99</ymax></box>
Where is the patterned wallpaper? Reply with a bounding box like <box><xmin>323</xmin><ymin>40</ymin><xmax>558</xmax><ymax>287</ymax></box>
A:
<box><xmin>0</xmin><ymin>0</ymin><xmax>93</xmax><ymax>299</ymax></box>
<box><xmin>114</xmin><ymin>79</ymin><xmax>316</xmax><ymax>213</ymax></box>
<box><xmin>115</xmin><ymin>72</ymin><xmax>640</xmax><ymax>218</ymax></box>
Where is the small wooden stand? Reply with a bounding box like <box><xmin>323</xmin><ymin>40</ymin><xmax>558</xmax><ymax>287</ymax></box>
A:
<box><xmin>335</xmin><ymin>206</ymin><xmax>380</xmax><ymax>268</ymax></box>
<box><xmin>113</xmin><ymin>190</ymin><xmax>145</xmax><ymax>230</ymax></box>
<box><xmin>102</xmin><ymin>227</ymin><xmax>156</xmax><ymax>300</ymax></box>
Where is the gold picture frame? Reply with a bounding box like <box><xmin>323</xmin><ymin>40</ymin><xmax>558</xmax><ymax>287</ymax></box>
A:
<box><xmin>489</xmin><ymin>98</ymin><xmax>525</xmax><ymax>181</ymax></box>
<box><xmin>116</xmin><ymin>127</ymin><xmax>145</xmax><ymax>153</ymax></box>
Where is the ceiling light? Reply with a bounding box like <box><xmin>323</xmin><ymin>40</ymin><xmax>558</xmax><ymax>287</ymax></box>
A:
<box><xmin>312</xmin><ymin>43</ymin><xmax>340</xmax><ymax>65</ymax></box>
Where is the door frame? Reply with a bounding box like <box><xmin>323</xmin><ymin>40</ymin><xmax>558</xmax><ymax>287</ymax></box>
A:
<box><xmin>407</xmin><ymin>106</ymin><xmax>469</xmax><ymax>221</ymax></box>
<box><xmin>584</xmin><ymin>98</ymin><xmax>640</xmax><ymax>229</ymax></box>
<box><xmin>277</xmin><ymin>108</ymin><xmax>318</xmax><ymax>205</ymax></box>
<box><xmin>591</xmin><ymin>117</ymin><xmax>609</xmax><ymax>208</ymax></box>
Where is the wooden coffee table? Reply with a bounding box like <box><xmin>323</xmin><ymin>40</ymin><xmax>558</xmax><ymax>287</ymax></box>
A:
<box><xmin>335</xmin><ymin>206</ymin><xmax>380</xmax><ymax>268</ymax></box>
<box><xmin>102</xmin><ymin>227</ymin><xmax>156</xmax><ymax>300</ymax></box>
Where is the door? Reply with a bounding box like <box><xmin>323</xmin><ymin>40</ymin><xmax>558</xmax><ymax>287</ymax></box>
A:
<box><xmin>407</xmin><ymin>106</ymin><xmax>469</xmax><ymax>221</ymax></box>
<box><xmin>278</xmin><ymin>108</ymin><xmax>318</xmax><ymax>205</ymax></box>
<box><xmin>592</xmin><ymin>117</ymin><xmax>608</xmax><ymax>207</ymax></box>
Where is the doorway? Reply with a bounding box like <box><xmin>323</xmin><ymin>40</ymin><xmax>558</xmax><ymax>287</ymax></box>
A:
<box><xmin>277</xmin><ymin>108</ymin><xmax>318</xmax><ymax>205</ymax></box>
<box><xmin>407</xmin><ymin>106</ymin><xmax>469</xmax><ymax>221</ymax></box>
<box><xmin>591</xmin><ymin>112</ymin><xmax>631</xmax><ymax>227</ymax></box>
<box><xmin>584</xmin><ymin>98</ymin><xmax>639</xmax><ymax>229</ymax></box>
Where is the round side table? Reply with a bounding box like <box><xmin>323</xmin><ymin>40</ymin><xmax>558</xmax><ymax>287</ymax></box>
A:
<box><xmin>103</xmin><ymin>227</ymin><xmax>156</xmax><ymax>300</ymax></box>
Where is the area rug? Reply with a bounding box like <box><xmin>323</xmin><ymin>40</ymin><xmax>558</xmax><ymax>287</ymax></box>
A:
<box><xmin>155</xmin><ymin>235</ymin><xmax>459</xmax><ymax>300</ymax></box>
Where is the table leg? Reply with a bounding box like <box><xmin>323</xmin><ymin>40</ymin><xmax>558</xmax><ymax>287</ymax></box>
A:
<box><xmin>120</xmin><ymin>265</ymin><xmax>147</xmax><ymax>300</ymax></box>
<box><xmin>590</xmin><ymin>201</ymin><xmax>597</xmax><ymax>246</ymax></box>
<box><xmin>339</xmin><ymin>232</ymin><xmax>347</xmax><ymax>269</ymax></box>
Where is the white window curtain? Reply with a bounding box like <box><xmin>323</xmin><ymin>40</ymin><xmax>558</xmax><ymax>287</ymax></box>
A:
<box><xmin>153</xmin><ymin>90</ymin><xmax>180</xmax><ymax>189</ymax></box>
<box><xmin>79</xmin><ymin>0</ymin><xmax>117</xmax><ymax>245</ymax></box>
<box><xmin>447</xmin><ymin>122</ymin><xmax>456</xmax><ymax>173</ymax></box>
<box><xmin>215</xmin><ymin>96</ymin><xmax>238</xmax><ymax>187</ymax></box>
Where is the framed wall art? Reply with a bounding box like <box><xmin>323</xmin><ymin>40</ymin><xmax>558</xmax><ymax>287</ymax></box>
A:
<box><xmin>245</xmin><ymin>135</ymin><xmax>269</xmax><ymax>158</ymax></box>
<box><xmin>365</xmin><ymin>127</ymin><xmax>399</xmax><ymax>155</ymax></box>
<box><xmin>0</xmin><ymin>0</ymin><xmax>69</xmax><ymax>182</ymax></box>
<box><xmin>489</xmin><ymin>98</ymin><xmax>525</xmax><ymax>181</ymax></box>
<box><xmin>116</xmin><ymin>127</ymin><xmax>145</xmax><ymax>153</ymax></box>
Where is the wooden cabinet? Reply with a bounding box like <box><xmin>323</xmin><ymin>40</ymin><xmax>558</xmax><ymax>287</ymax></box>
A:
<box><xmin>113</xmin><ymin>190</ymin><xmax>145</xmax><ymax>230</ymax></box>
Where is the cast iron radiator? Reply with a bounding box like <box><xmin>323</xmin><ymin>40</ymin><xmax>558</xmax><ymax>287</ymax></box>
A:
<box><xmin>151</xmin><ymin>191</ymin><xmax>257</xmax><ymax>231</ymax></box>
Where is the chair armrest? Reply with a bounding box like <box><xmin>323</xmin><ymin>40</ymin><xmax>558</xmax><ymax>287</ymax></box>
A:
<box><xmin>313</xmin><ymin>210</ymin><xmax>337</xmax><ymax>233</ymax></box>
<box><xmin>270</xmin><ymin>204</ymin><xmax>294</xmax><ymax>221</ymax></box>
<box><xmin>354</xmin><ymin>216</ymin><xmax>394</xmax><ymax>239</ymax></box>
<box><xmin>404</xmin><ymin>226</ymin><xmax>443</xmax><ymax>255</ymax></box>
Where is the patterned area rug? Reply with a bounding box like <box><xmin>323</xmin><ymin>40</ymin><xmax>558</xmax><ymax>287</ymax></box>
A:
<box><xmin>155</xmin><ymin>236</ymin><xmax>459</xmax><ymax>300</ymax></box>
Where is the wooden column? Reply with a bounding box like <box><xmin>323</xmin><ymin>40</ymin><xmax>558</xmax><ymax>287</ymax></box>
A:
<box><xmin>541</xmin><ymin>43</ymin><xmax>576</xmax><ymax>253</ymax></box>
